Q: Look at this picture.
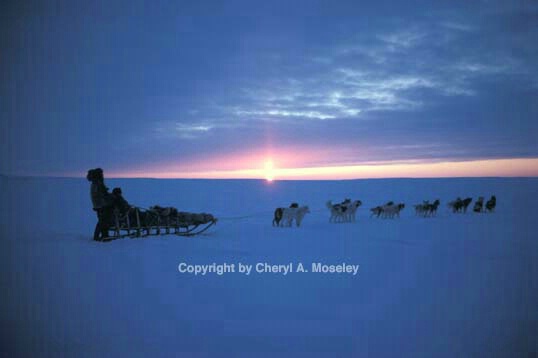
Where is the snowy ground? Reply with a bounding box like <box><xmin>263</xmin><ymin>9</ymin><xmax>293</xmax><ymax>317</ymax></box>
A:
<box><xmin>1</xmin><ymin>176</ymin><xmax>537</xmax><ymax>357</ymax></box>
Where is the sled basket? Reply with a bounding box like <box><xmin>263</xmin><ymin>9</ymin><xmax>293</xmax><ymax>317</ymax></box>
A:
<box><xmin>106</xmin><ymin>206</ymin><xmax>217</xmax><ymax>240</ymax></box>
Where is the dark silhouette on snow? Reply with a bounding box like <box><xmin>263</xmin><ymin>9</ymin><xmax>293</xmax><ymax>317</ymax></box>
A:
<box><xmin>112</xmin><ymin>187</ymin><xmax>131</xmax><ymax>215</ymax></box>
<box><xmin>473</xmin><ymin>197</ymin><xmax>484</xmax><ymax>213</ymax></box>
<box><xmin>448</xmin><ymin>197</ymin><xmax>472</xmax><ymax>213</ymax></box>
<box><xmin>485</xmin><ymin>195</ymin><xmax>496</xmax><ymax>212</ymax></box>
<box><xmin>87</xmin><ymin>168</ymin><xmax>113</xmax><ymax>241</ymax></box>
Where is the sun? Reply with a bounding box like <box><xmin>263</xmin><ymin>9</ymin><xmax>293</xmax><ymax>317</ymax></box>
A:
<box><xmin>264</xmin><ymin>159</ymin><xmax>275</xmax><ymax>182</ymax></box>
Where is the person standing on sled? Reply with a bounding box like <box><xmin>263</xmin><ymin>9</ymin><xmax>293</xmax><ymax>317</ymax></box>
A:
<box><xmin>87</xmin><ymin>168</ymin><xmax>113</xmax><ymax>241</ymax></box>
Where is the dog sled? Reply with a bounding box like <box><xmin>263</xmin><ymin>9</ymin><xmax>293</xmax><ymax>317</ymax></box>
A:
<box><xmin>104</xmin><ymin>205</ymin><xmax>217</xmax><ymax>241</ymax></box>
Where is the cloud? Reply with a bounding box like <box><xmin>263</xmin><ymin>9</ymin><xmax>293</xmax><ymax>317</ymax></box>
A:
<box><xmin>150</xmin><ymin>6</ymin><xmax>538</xmax><ymax>168</ymax></box>
<box><xmin>377</xmin><ymin>29</ymin><xmax>425</xmax><ymax>50</ymax></box>
<box><xmin>154</xmin><ymin>122</ymin><xmax>216</xmax><ymax>140</ymax></box>
<box><xmin>219</xmin><ymin>22</ymin><xmax>497</xmax><ymax>123</ymax></box>
<box><xmin>451</xmin><ymin>60</ymin><xmax>515</xmax><ymax>76</ymax></box>
<box><xmin>175</xmin><ymin>124</ymin><xmax>214</xmax><ymax>139</ymax></box>
<box><xmin>235</xmin><ymin>109</ymin><xmax>335</xmax><ymax>120</ymax></box>
<box><xmin>440</xmin><ymin>21</ymin><xmax>475</xmax><ymax>32</ymax></box>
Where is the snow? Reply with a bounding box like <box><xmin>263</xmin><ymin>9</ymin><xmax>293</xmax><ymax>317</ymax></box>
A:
<box><xmin>1</xmin><ymin>176</ymin><xmax>537</xmax><ymax>357</ymax></box>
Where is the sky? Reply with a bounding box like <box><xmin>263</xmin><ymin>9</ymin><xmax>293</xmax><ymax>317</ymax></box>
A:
<box><xmin>1</xmin><ymin>0</ymin><xmax>538</xmax><ymax>179</ymax></box>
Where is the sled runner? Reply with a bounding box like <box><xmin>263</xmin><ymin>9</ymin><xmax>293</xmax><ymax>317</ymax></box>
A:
<box><xmin>105</xmin><ymin>205</ymin><xmax>217</xmax><ymax>240</ymax></box>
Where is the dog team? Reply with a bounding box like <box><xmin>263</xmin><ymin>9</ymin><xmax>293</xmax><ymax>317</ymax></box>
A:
<box><xmin>273</xmin><ymin>195</ymin><xmax>497</xmax><ymax>227</ymax></box>
<box><xmin>448</xmin><ymin>196</ymin><xmax>496</xmax><ymax>213</ymax></box>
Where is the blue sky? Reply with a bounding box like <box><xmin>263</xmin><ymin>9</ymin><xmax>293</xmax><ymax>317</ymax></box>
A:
<box><xmin>1</xmin><ymin>0</ymin><xmax>537</xmax><ymax>178</ymax></box>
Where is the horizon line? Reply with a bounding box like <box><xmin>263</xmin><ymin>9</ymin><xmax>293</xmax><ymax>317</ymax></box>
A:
<box><xmin>3</xmin><ymin>157</ymin><xmax>538</xmax><ymax>180</ymax></box>
<box><xmin>97</xmin><ymin>157</ymin><xmax>538</xmax><ymax>180</ymax></box>
<box><xmin>2</xmin><ymin>174</ymin><xmax>538</xmax><ymax>181</ymax></box>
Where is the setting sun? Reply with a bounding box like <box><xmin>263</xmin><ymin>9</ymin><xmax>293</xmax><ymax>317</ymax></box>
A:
<box><xmin>264</xmin><ymin>159</ymin><xmax>275</xmax><ymax>181</ymax></box>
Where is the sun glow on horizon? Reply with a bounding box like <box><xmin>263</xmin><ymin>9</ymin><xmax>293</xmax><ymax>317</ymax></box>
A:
<box><xmin>103</xmin><ymin>157</ymin><xmax>538</xmax><ymax>180</ymax></box>
<box><xmin>264</xmin><ymin>159</ymin><xmax>275</xmax><ymax>182</ymax></box>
